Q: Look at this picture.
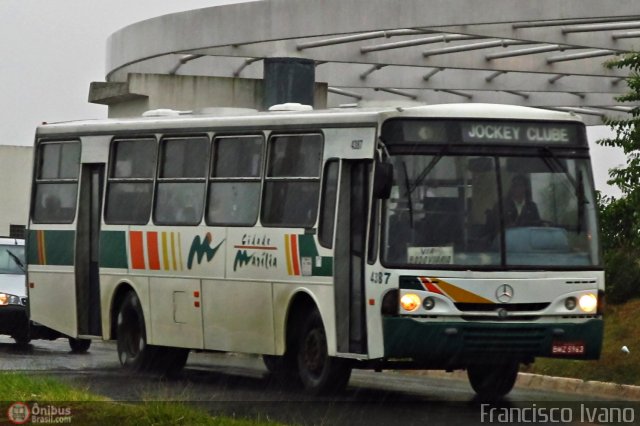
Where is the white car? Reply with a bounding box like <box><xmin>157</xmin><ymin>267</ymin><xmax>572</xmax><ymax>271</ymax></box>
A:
<box><xmin>0</xmin><ymin>238</ymin><xmax>28</xmax><ymax>344</ymax></box>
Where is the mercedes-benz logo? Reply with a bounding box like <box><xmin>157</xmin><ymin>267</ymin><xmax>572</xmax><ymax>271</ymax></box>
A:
<box><xmin>495</xmin><ymin>284</ymin><xmax>514</xmax><ymax>303</ymax></box>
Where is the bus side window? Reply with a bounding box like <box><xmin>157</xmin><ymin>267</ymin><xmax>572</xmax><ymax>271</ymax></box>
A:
<box><xmin>206</xmin><ymin>135</ymin><xmax>264</xmax><ymax>226</ymax></box>
<box><xmin>104</xmin><ymin>138</ymin><xmax>157</xmax><ymax>225</ymax></box>
<box><xmin>261</xmin><ymin>134</ymin><xmax>323</xmax><ymax>228</ymax></box>
<box><xmin>32</xmin><ymin>141</ymin><xmax>81</xmax><ymax>224</ymax></box>
<box><xmin>154</xmin><ymin>136</ymin><xmax>209</xmax><ymax>226</ymax></box>
<box><xmin>318</xmin><ymin>160</ymin><xmax>339</xmax><ymax>248</ymax></box>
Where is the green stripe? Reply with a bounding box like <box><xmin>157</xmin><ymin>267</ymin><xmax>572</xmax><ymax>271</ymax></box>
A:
<box><xmin>311</xmin><ymin>257</ymin><xmax>333</xmax><ymax>276</ymax></box>
<box><xmin>27</xmin><ymin>230</ymin><xmax>40</xmax><ymax>265</ymax></box>
<box><xmin>100</xmin><ymin>231</ymin><xmax>128</xmax><ymax>269</ymax></box>
<box><xmin>298</xmin><ymin>235</ymin><xmax>319</xmax><ymax>257</ymax></box>
<box><xmin>383</xmin><ymin>318</ymin><xmax>604</xmax><ymax>361</ymax></box>
<box><xmin>298</xmin><ymin>234</ymin><xmax>333</xmax><ymax>276</ymax></box>
<box><xmin>45</xmin><ymin>231</ymin><xmax>75</xmax><ymax>266</ymax></box>
<box><xmin>27</xmin><ymin>230</ymin><xmax>75</xmax><ymax>266</ymax></box>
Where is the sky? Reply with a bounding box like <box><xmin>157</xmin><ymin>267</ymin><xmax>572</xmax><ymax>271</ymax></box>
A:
<box><xmin>0</xmin><ymin>0</ymin><xmax>627</xmax><ymax>197</ymax></box>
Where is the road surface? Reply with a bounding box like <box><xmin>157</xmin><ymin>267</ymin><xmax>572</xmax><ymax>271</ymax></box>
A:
<box><xmin>0</xmin><ymin>337</ymin><xmax>627</xmax><ymax>425</ymax></box>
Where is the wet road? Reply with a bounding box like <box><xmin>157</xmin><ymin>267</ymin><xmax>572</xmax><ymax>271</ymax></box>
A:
<box><xmin>0</xmin><ymin>337</ymin><xmax>625</xmax><ymax>425</ymax></box>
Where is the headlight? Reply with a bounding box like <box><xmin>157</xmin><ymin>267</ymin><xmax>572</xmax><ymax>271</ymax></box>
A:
<box><xmin>0</xmin><ymin>293</ymin><xmax>23</xmax><ymax>306</ymax></box>
<box><xmin>578</xmin><ymin>294</ymin><xmax>597</xmax><ymax>313</ymax></box>
<box><xmin>400</xmin><ymin>293</ymin><xmax>421</xmax><ymax>312</ymax></box>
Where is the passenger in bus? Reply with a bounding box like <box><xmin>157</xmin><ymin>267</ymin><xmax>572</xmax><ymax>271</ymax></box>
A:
<box><xmin>43</xmin><ymin>195</ymin><xmax>63</xmax><ymax>221</ymax></box>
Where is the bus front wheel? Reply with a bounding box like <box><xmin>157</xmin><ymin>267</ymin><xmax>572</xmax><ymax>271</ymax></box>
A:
<box><xmin>116</xmin><ymin>291</ymin><xmax>155</xmax><ymax>372</ymax></box>
<box><xmin>467</xmin><ymin>361</ymin><xmax>519</xmax><ymax>399</ymax></box>
<box><xmin>296</xmin><ymin>309</ymin><xmax>351</xmax><ymax>394</ymax></box>
<box><xmin>69</xmin><ymin>338</ymin><xmax>91</xmax><ymax>353</ymax></box>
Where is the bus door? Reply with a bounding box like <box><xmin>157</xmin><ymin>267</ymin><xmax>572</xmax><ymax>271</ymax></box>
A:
<box><xmin>75</xmin><ymin>163</ymin><xmax>104</xmax><ymax>337</ymax></box>
<box><xmin>334</xmin><ymin>160</ymin><xmax>370</xmax><ymax>354</ymax></box>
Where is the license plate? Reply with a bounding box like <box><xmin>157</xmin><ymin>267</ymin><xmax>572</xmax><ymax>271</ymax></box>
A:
<box><xmin>552</xmin><ymin>341</ymin><xmax>585</xmax><ymax>355</ymax></box>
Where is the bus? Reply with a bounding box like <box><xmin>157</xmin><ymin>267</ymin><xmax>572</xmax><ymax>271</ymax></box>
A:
<box><xmin>27</xmin><ymin>103</ymin><xmax>603</xmax><ymax>398</ymax></box>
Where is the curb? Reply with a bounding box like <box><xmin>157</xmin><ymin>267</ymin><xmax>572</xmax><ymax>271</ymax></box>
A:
<box><xmin>404</xmin><ymin>370</ymin><xmax>640</xmax><ymax>400</ymax></box>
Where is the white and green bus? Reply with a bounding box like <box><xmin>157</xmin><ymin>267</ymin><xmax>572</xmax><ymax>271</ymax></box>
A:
<box><xmin>27</xmin><ymin>103</ymin><xmax>603</xmax><ymax>397</ymax></box>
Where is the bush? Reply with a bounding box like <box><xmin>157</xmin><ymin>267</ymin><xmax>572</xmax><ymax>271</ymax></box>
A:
<box><xmin>604</xmin><ymin>248</ymin><xmax>640</xmax><ymax>304</ymax></box>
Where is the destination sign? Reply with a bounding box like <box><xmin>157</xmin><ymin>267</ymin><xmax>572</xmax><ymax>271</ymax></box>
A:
<box><xmin>381</xmin><ymin>119</ymin><xmax>585</xmax><ymax>146</ymax></box>
<box><xmin>461</xmin><ymin>122</ymin><xmax>578</xmax><ymax>144</ymax></box>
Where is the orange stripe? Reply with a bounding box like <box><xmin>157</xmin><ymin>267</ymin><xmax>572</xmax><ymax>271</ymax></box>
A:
<box><xmin>37</xmin><ymin>230</ymin><xmax>46</xmax><ymax>265</ymax></box>
<box><xmin>290</xmin><ymin>235</ymin><xmax>300</xmax><ymax>276</ymax></box>
<box><xmin>432</xmin><ymin>278</ymin><xmax>493</xmax><ymax>304</ymax></box>
<box><xmin>129</xmin><ymin>231</ymin><xmax>145</xmax><ymax>269</ymax></box>
<box><xmin>161</xmin><ymin>232</ymin><xmax>170</xmax><ymax>271</ymax></box>
<box><xmin>147</xmin><ymin>232</ymin><xmax>160</xmax><ymax>270</ymax></box>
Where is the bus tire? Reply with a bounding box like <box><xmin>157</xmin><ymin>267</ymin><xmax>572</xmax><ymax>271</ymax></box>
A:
<box><xmin>467</xmin><ymin>361</ymin><xmax>519</xmax><ymax>399</ymax></box>
<box><xmin>296</xmin><ymin>309</ymin><xmax>351</xmax><ymax>394</ymax></box>
<box><xmin>12</xmin><ymin>332</ymin><xmax>30</xmax><ymax>346</ymax></box>
<box><xmin>263</xmin><ymin>354</ymin><xmax>298</xmax><ymax>384</ymax></box>
<box><xmin>116</xmin><ymin>291</ymin><xmax>155</xmax><ymax>372</ymax></box>
<box><xmin>68</xmin><ymin>337</ymin><xmax>91</xmax><ymax>353</ymax></box>
<box><xmin>151</xmin><ymin>347</ymin><xmax>190</xmax><ymax>378</ymax></box>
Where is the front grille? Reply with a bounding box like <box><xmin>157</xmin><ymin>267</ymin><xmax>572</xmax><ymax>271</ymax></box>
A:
<box><xmin>455</xmin><ymin>302</ymin><xmax>549</xmax><ymax>312</ymax></box>
<box><xmin>461</xmin><ymin>315</ymin><xmax>540</xmax><ymax>322</ymax></box>
<box><xmin>462</xmin><ymin>326</ymin><xmax>546</xmax><ymax>352</ymax></box>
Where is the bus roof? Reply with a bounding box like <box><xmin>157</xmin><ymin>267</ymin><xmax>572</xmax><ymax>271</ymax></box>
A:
<box><xmin>36</xmin><ymin>103</ymin><xmax>583</xmax><ymax>136</ymax></box>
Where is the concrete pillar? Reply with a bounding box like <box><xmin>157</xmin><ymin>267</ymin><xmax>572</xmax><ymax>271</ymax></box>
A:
<box><xmin>263</xmin><ymin>58</ymin><xmax>315</xmax><ymax>109</ymax></box>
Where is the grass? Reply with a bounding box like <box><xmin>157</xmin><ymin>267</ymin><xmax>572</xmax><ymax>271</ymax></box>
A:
<box><xmin>0</xmin><ymin>373</ymin><xmax>282</xmax><ymax>426</ymax></box>
<box><xmin>524</xmin><ymin>298</ymin><xmax>640</xmax><ymax>385</ymax></box>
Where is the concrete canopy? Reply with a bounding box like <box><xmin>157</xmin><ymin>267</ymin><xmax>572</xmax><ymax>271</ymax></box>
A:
<box><xmin>104</xmin><ymin>0</ymin><xmax>640</xmax><ymax>124</ymax></box>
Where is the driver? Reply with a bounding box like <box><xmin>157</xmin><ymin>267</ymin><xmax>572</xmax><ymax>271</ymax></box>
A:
<box><xmin>503</xmin><ymin>174</ymin><xmax>540</xmax><ymax>227</ymax></box>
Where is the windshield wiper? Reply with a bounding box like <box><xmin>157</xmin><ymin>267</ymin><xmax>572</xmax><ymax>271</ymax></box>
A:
<box><xmin>399</xmin><ymin>149</ymin><xmax>447</xmax><ymax>229</ymax></box>
<box><xmin>540</xmin><ymin>146</ymin><xmax>587</xmax><ymax>232</ymax></box>
<box><xmin>408</xmin><ymin>147</ymin><xmax>447</xmax><ymax>196</ymax></box>
<box><xmin>540</xmin><ymin>147</ymin><xmax>581</xmax><ymax>194</ymax></box>
<box><xmin>6</xmin><ymin>250</ymin><xmax>25</xmax><ymax>273</ymax></box>
<box><xmin>402</xmin><ymin>161</ymin><xmax>414</xmax><ymax>228</ymax></box>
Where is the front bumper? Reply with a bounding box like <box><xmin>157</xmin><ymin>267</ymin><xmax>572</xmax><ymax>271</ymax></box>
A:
<box><xmin>0</xmin><ymin>305</ymin><xmax>29</xmax><ymax>336</ymax></box>
<box><xmin>383</xmin><ymin>317</ymin><xmax>603</xmax><ymax>367</ymax></box>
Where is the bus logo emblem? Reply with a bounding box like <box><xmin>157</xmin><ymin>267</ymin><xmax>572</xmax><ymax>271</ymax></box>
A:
<box><xmin>187</xmin><ymin>232</ymin><xmax>224</xmax><ymax>269</ymax></box>
<box><xmin>495</xmin><ymin>284</ymin><xmax>514</xmax><ymax>303</ymax></box>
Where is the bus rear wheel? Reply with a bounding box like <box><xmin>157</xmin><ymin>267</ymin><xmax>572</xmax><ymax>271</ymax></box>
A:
<box><xmin>296</xmin><ymin>309</ymin><xmax>351</xmax><ymax>395</ymax></box>
<box><xmin>467</xmin><ymin>361</ymin><xmax>519</xmax><ymax>399</ymax></box>
<box><xmin>116</xmin><ymin>291</ymin><xmax>155</xmax><ymax>372</ymax></box>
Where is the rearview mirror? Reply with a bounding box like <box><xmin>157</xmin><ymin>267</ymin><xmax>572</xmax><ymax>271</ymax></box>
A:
<box><xmin>373</xmin><ymin>162</ymin><xmax>394</xmax><ymax>199</ymax></box>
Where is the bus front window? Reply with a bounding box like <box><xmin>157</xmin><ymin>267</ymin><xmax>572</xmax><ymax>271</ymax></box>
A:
<box><xmin>381</xmin><ymin>155</ymin><xmax>600</xmax><ymax>269</ymax></box>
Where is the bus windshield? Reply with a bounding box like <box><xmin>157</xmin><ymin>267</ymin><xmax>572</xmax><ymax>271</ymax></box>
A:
<box><xmin>381</xmin><ymin>154</ymin><xmax>600</xmax><ymax>269</ymax></box>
